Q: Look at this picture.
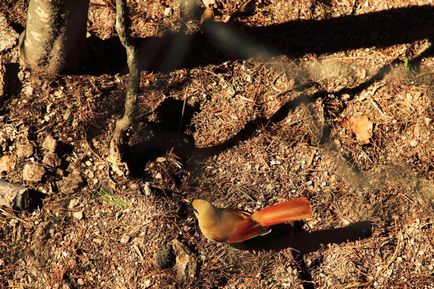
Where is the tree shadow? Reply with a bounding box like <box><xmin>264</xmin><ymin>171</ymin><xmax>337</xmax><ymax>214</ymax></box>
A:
<box><xmin>231</xmin><ymin>221</ymin><xmax>373</xmax><ymax>289</ymax></box>
<box><xmin>0</xmin><ymin>63</ymin><xmax>21</xmax><ymax>116</ymax></box>
<box><xmin>122</xmin><ymin>98</ymin><xmax>199</xmax><ymax>176</ymax></box>
<box><xmin>86</xmin><ymin>5</ymin><xmax>434</xmax><ymax>75</ymax></box>
<box><xmin>121</xmin><ymin>52</ymin><xmax>412</xmax><ymax>176</ymax></box>
<box><xmin>107</xmin><ymin>5</ymin><xmax>433</xmax><ymax>175</ymax></box>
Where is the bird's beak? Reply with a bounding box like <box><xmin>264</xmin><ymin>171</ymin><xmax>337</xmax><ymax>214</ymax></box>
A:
<box><xmin>181</xmin><ymin>198</ymin><xmax>195</xmax><ymax>214</ymax></box>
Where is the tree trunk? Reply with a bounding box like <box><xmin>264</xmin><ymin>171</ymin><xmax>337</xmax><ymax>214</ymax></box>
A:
<box><xmin>108</xmin><ymin>0</ymin><xmax>139</xmax><ymax>169</ymax></box>
<box><xmin>19</xmin><ymin>0</ymin><xmax>89</xmax><ymax>75</ymax></box>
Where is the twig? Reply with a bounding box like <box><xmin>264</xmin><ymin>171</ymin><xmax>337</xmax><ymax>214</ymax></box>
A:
<box><xmin>369</xmin><ymin>83</ymin><xmax>389</xmax><ymax>118</ymax></box>
<box><xmin>0</xmin><ymin>207</ymin><xmax>31</xmax><ymax>225</ymax></box>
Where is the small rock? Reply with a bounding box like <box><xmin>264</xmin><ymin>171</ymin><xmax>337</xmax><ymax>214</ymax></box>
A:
<box><xmin>143</xmin><ymin>182</ymin><xmax>152</xmax><ymax>196</ymax></box>
<box><xmin>42</xmin><ymin>153</ymin><xmax>61</xmax><ymax>167</ymax></box>
<box><xmin>68</xmin><ymin>198</ymin><xmax>80</xmax><ymax>209</ymax></box>
<box><xmin>22</xmin><ymin>163</ymin><xmax>45</xmax><ymax>182</ymax></box>
<box><xmin>0</xmin><ymin>154</ymin><xmax>15</xmax><ymax>173</ymax></box>
<box><xmin>77</xmin><ymin>278</ymin><xmax>84</xmax><ymax>286</ymax></box>
<box><xmin>164</xmin><ymin>7</ymin><xmax>173</xmax><ymax>17</ymax></box>
<box><xmin>22</xmin><ymin>85</ymin><xmax>33</xmax><ymax>97</ymax></box>
<box><xmin>16</xmin><ymin>143</ymin><xmax>34</xmax><ymax>159</ymax></box>
<box><xmin>156</xmin><ymin>157</ymin><xmax>166</xmax><ymax>163</ymax></box>
<box><xmin>63</xmin><ymin>109</ymin><xmax>71</xmax><ymax>121</ymax></box>
<box><xmin>154</xmin><ymin>172</ymin><xmax>162</xmax><ymax>179</ymax></box>
<box><xmin>72</xmin><ymin>210</ymin><xmax>83</xmax><ymax>220</ymax></box>
<box><xmin>143</xmin><ymin>280</ymin><xmax>152</xmax><ymax>289</ymax></box>
<box><xmin>42</xmin><ymin>134</ymin><xmax>57</xmax><ymax>153</ymax></box>
<box><xmin>120</xmin><ymin>234</ymin><xmax>130</xmax><ymax>244</ymax></box>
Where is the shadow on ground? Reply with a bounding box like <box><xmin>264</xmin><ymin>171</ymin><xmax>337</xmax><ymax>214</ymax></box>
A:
<box><xmin>232</xmin><ymin>221</ymin><xmax>373</xmax><ymax>289</ymax></box>
<box><xmin>87</xmin><ymin>5</ymin><xmax>434</xmax><ymax>75</ymax></box>
<box><xmin>95</xmin><ymin>5</ymin><xmax>434</xmax><ymax>176</ymax></box>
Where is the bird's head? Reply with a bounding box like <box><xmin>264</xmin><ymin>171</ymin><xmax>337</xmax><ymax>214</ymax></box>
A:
<box><xmin>191</xmin><ymin>199</ymin><xmax>215</xmax><ymax>219</ymax></box>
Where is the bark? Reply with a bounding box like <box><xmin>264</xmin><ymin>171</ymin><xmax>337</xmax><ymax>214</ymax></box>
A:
<box><xmin>19</xmin><ymin>0</ymin><xmax>89</xmax><ymax>75</ymax></box>
<box><xmin>108</xmin><ymin>0</ymin><xmax>139</xmax><ymax>166</ymax></box>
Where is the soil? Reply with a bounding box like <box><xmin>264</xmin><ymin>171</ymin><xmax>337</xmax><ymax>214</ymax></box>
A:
<box><xmin>1</xmin><ymin>0</ymin><xmax>433</xmax><ymax>288</ymax></box>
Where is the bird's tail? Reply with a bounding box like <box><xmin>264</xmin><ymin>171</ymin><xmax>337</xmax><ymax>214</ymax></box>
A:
<box><xmin>251</xmin><ymin>197</ymin><xmax>312</xmax><ymax>227</ymax></box>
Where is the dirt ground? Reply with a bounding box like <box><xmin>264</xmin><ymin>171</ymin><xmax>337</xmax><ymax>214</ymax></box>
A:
<box><xmin>1</xmin><ymin>0</ymin><xmax>433</xmax><ymax>288</ymax></box>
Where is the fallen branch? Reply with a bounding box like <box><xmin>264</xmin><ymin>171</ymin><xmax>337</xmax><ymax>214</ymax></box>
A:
<box><xmin>0</xmin><ymin>179</ymin><xmax>30</xmax><ymax>210</ymax></box>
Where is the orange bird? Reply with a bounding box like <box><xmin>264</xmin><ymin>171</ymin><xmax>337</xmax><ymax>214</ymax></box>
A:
<box><xmin>192</xmin><ymin>197</ymin><xmax>312</xmax><ymax>243</ymax></box>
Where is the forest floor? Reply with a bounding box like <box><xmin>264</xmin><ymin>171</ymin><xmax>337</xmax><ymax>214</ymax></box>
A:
<box><xmin>0</xmin><ymin>0</ymin><xmax>433</xmax><ymax>288</ymax></box>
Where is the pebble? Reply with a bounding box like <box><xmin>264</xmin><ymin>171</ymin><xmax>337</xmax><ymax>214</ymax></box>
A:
<box><xmin>164</xmin><ymin>7</ymin><xmax>172</xmax><ymax>17</ymax></box>
<box><xmin>73</xmin><ymin>210</ymin><xmax>84</xmax><ymax>220</ymax></box>
<box><xmin>120</xmin><ymin>234</ymin><xmax>130</xmax><ymax>244</ymax></box>
<box><xmin>22</xmin><ymin>163</ymin><xmax>45</xmax><ymax>182</ymax></box>
<box><xmin>68</xmin><ymin>198</ymin><xmax>80</xmax><ymax>209</ymax></box>
<box><xmin>143</xmin><ymin>182</ymin><xmax>152</xmax><ymax>196</ymax></box>
<box><xmin>16</xmin><ymin>143</ymin><xmax>34</xmax><ymax>159</ymax></box>
<box><xmin>156</xmin><ymin>157</ymin><xmax>166</xmax><ymax>163</ymax></box>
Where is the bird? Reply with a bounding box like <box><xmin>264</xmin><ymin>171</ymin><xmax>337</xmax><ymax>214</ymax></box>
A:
<box><xmin>191</xmin><ymin>197</ymin><xmax>312</xmax><ymax>243</ymax></box>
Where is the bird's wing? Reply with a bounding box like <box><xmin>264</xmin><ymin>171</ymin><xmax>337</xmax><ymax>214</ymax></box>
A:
<box><xmin>223</xmin><ymin>210</ymin><xmax>270</xmax><ymax>243</ymax></box>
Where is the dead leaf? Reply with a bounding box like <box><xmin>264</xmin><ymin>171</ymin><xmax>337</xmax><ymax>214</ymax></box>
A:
<box><xmin>342</xmin><ymin>115</ymin><xmax>373</xmax><ymax>144</ymax></box>
<box><xmin>171</xmin><ymin>239</ymin><xmax>198</xmax><ymax>280</ymax></box>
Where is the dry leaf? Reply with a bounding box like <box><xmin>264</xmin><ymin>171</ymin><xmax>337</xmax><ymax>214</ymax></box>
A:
<box><xmin>171</xmin><ymin>239</ymin><xmax>198</xmax><ymax>280</ymax></box>
<box><xmin>342</xmin><ymin>115</ymin><xmax>373</xmax><ymax>144</ymax></box>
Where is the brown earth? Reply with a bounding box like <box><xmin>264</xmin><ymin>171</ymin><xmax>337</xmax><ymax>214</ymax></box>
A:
<box><xmin>0</xmin><ymin>0</ymin><xmax>433</xmax><ymax>288</ymax></box>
